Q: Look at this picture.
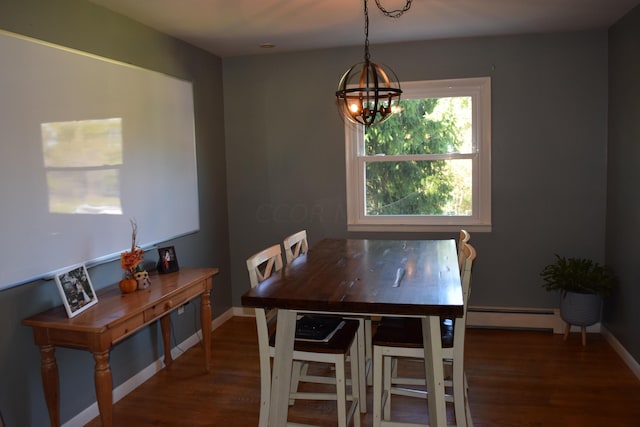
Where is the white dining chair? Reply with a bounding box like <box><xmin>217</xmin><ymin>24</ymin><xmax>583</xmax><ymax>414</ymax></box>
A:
<box><xmin>247</xmin><ymin>243</ymin><xmax>361</xmax><ymax>427</ymax></box>
<box><xmin>283</xmin><ymin>229</ymin><xmax>309</xmax><ymax>264</ymax></box>
<box><xmin>372</xmin><ymin>241</ymin><xmax>477</xmax><ymax>427</ymax></box>
<box><xmin>283</xmin><ymin>229</ymin><xmax>371</xmax><ymax>411</ymax></box>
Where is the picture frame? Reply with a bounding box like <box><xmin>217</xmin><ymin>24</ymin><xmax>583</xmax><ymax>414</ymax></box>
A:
<box><xmin>157</xmin><ymin>246</ymin><xmax>179</xmax><ymax>274</ymax></box>
<box><xmin>54</xmin><ymin>264</ymin><xmax>98</xmax><ymax>318</ymax></box>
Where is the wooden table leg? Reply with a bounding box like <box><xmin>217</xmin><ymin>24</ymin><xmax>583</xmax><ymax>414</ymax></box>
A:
<box><xmin>200</xmin><ymin>286</ymin><xmax>212</xmax><ymax>372</ymax></box>
<box><xmin>93</xmin><ymin>350</ymin><xmax>113</xmax><ymax>427</ymax></box>
<box><xmin>40</xmin><ymin>345</ymin><xmax>60</xmax><ymax>427</ymax></box>
<box><xmin>422</xmin><ymin>315</ymin><xmax>447</xmax><ymax>427</ymax></box>
<box><xmin>269</xmin><ymin>309</ymin><xmax>297</xmax><ymax>426</ymax></box>
<box><xmin>160</xmin><ymin>315</ymin><xmax>173</xmax><ymax>368</ymax></box>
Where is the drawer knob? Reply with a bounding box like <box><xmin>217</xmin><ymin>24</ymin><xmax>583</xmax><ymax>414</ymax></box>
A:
<box><xmin>165</xmin><ymin>300</ymin><xmax>174</xmax><ymax>310</ymax></box>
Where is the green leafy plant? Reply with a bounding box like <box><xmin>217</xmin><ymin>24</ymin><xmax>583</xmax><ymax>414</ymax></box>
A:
<box><xmin>540</xmin><ymin>255</ymin><xmax>616</xmax><ymax>297</ymax></box>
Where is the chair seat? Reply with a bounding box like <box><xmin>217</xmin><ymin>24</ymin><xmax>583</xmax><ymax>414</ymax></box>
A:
<box><xmin>373</xmin><ymin>316</ymin><xmax>455</xmax><ymax>348</ymax></box>
<box><xmin>269</xmin><ymin>318</ymin><xmax>360</xmax><ymax>354</ymax></box>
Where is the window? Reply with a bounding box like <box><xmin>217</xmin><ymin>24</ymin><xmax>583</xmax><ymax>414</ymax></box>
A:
<box><xmin>345</xmin><ymin>77</ymin><xmax>491</xmax><ymax>232</ymax></box>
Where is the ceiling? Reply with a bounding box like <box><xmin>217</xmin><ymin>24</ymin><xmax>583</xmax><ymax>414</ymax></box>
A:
<box><xmin>87</xmin><ymin>0</ymin><xmax>639</xmax><ymax>57</ymax></box>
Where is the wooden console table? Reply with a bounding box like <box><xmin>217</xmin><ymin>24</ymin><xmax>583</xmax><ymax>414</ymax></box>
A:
<box><xmin>23</xmin><ymin>267</ymin><xmax>219</xmax><ymax>427</ymax></box>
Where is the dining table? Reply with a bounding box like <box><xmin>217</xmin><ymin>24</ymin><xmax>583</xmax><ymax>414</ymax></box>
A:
<box><xmin>241</xmin><ymin>238</ymin><xmax>464</xmax><ymax>427</ymax></box>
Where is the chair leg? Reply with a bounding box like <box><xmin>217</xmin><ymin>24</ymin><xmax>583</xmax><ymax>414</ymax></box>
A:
<box><xmin>349</xmin><ymin>336</ymin><xmax>362</xmax><ymax>427</ymax></box>
<box><xmin>581</xmin><ymin>326</ymin><xmax>587</xmax><ymax>346</ymax></box>
<box><xmin>383</xmin><ymin>354</ymin><xmax>392</xmax><ymax>420</ymax></box>
<box><xmin>357</xmin><ymin>318</ymin><xmax>367</xmax><ymax>413</ymax></box>
<box><xmin>391</xmin><ymin>355</ymin><xmax>398</xmax><ymax>378</ymax></box>
<box><xmin>464</xmin><ymin>372</ymin><xmax>473</xmax><ymax>427</ymax></box>
<box><xmin>335</xmin><ymin>357</ymin><xmax>347</xmax><ymax>427</ymax></box>
<box><xmin>365</xmin><ymin>317</ymin><xmax>373</xmax><ymax>386</ymax></box>
<box><xmin>452</xmin><ymin>360</ymin><xmax>467</xmax><ymax>427</ymax></box>
<box><xmin>372</xmin><ymin>345</ymin><xmax>383</xmax><ymax>427</ymax></box>
<box><xmin>258</xmin><ymin>360</ymin><xmax>270</xmax><ymax>427</ymax></box>
<box><xmin>563</xmin><ymin>322</ymin><xmax>571</xmax><ymax>341</ymax></box>
<box><xmin>289</xmin><ymin>360</ymin><xmax>303</xmax><ymax>405</ymax></box>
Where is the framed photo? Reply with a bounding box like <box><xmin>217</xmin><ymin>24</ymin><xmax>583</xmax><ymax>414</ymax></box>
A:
<box><xmin>54</xmin><ymin>264</ymin><xmax>98</xmax><ymax>318</ymax></box>
<box><xmin>157</xmin><ymin>246</ymin><xmax>179</xmax><ymax>274</ymax></box>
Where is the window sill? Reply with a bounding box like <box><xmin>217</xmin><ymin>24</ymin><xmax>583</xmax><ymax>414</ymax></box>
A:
<box><xmin>347</xmin><ymin>223</ymin><xmax>492</xmax><ymax>233</ymax></box>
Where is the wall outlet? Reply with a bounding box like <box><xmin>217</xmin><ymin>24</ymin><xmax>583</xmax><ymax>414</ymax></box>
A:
<box><xmin>177</xmin><ymin>305</ymin><xmax>185</xmax><ymax>315</ymax></box>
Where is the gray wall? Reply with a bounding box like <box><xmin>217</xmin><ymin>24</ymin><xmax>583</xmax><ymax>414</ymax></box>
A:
<box><xmin>0</xmin><ymin>1</ymin><xmax>231</xmax><ymax>426</ymax></box>
<box><xmin>224</xmin><ymin>32</ymin><xmax>609</xmax><ymax>310</ymax></box>
<box><xmin>1</xmin><ymin>0</ymin><xmax>638</xmax><ymax>424</ymax></box>
<box><xmin>605</xmin><ymin>5</ymin><xmax>640</xmax><ymax>365</ymax></box>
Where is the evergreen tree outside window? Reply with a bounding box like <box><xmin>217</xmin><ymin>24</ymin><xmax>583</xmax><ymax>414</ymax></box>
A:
<box><xmin>345</xmin><ymin>77</ymin><xmax>491</xmax><ymax>232</ymax></box>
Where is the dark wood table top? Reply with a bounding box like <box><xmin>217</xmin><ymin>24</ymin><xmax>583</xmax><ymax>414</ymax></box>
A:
<box><xmin>241</xmin><ymin>238</ymin><xmax>463</xmax><ymax>318</ymax></box>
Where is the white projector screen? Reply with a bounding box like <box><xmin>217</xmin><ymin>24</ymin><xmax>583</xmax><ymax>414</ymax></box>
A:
<box><xmin>0</xmin><ymin>30</ymin><xmax>200</xmax><ymax>290</ymax></box>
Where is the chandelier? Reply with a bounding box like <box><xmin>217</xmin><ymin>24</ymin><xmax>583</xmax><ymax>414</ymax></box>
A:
<box><xmin>335</xmin><ymin>0</ymin><xmax>412</xmax><ymax>127</ymax></box>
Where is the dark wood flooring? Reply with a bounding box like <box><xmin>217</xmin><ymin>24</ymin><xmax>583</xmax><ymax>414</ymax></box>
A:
<box><xmin>86</xmin><ymin>316</ymin><xmax>640</xmax><ymax>426</ymax></box>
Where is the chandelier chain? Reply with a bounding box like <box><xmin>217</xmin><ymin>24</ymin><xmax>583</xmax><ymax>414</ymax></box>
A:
<box><xmin>374</xmin><ymin>0</ymin><xmax>413</xmax><ymax>18</ymax></box>
<box><xmin>364</xmin><ymin>0</ymin><xmax>413</xmax><ymax>61</ymax></box>
<box><xmin>364</xmin><ymin>0</ymin><xmax>370</xmax><ymax>61</ymax></box>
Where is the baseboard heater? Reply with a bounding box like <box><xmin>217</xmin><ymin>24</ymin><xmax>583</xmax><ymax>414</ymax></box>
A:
<box><xmin>466</xmin><ymin>306</ymin><xmax>565</xmax><ymax>333</ymax></box>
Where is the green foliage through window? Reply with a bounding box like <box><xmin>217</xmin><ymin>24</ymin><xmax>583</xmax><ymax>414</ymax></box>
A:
<box><xmin>364</xmin><ymin>97</ymin><xmax>472</xmax><ymax>216</ymax></box>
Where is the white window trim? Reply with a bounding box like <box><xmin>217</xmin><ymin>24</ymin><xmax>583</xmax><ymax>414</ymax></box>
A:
<box><xmin>345</xmin><ymin>77</ymin><xmax>492</xmax><ymax>233</ymax></box>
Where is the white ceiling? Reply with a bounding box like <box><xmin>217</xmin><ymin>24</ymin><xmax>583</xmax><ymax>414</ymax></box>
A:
<box><xmin>87</xmin><ymin>0</ymin><xmax>639</xmax><ymax>57</ymax></box>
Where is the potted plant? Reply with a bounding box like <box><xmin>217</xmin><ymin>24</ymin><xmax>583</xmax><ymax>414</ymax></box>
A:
<box><xmin>540</xmin><ymin>254</ymin><xmax>616</xmax><ymax>344</ymax></box>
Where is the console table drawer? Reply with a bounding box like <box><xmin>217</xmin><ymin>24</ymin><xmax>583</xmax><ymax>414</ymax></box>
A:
<box><xmin>110</xmin><ymin>312</ymin><xmax>145</xmax><ymax>343</ymax></box>
<box><xmin>143</xmin><ymin>279</ymin><xmax>206</xmax><ymax>322</ymax></box>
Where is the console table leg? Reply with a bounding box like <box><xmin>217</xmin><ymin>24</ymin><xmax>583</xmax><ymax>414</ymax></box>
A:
<box><xmin>160</xmin><ymin>315</ymin><xmax>173</xmax><ymax>368</ymax></box>
<box><xmin>201</xmin><ymin>286</ymin><xmax>212</xmax><ymax>372</ymax></box>
<box><xmin>93</xmin><ymin>350</ymin><xmax>113</xmax><ymax>427</ymax></box>
<box><xmin>40</xmin><ymin>345</ymin><xmax>60</xmax><ymax>427</ymax></box>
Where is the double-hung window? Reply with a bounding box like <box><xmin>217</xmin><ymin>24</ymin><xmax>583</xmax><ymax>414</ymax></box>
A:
<box><xmin>345</xmin><ymin>77</ymin><xmax>491</xmax><ymax>232</ymax></box>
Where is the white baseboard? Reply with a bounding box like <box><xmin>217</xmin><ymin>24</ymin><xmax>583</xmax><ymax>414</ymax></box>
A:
<box><xmin>601</xmin><ymin>325</ymin><xmax>640</xmax><ymax>380</ymax></box>
<box><xmin>233</xmin><ymin>306</ymin><xmax>256</xmax><ymax>317</ymax></box>
<box><xmin>62</xmin><ymin>307</ymin><xmax>235</xmax><ymax>427</ymax></box>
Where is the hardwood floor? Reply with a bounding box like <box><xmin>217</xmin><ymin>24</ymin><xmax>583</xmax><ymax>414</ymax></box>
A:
<box><xmin>86</xmin><ymin>316</ymin><xmax>640</xmax><ymax>426</ymax></box>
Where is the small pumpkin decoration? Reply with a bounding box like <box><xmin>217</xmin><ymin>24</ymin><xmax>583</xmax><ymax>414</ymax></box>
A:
<box><xmin>118</xmin><ymin>278</ymin><xmax>137</xmax><ymax>294</ymax></box>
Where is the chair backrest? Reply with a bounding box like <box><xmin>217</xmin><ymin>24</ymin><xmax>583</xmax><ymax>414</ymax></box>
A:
<box><xmin>246</xmin><ymin>244</ymin><xmax>284</xmax><ymax>288</ymax></box>
<box><xmin>460</xmin><ymin>242</ymin><xmax>476</xmax><ymax>307</ymax></box>
<box><xmin>457</xmin><ymin>229</ymin><xmax>471</xmax><ymax>272</ymax></box>
<box><xmin>453</xmin><ymin>241</ymin><xmax>476</xmax><ymax>350</ymax></box>
<box><xmin>283</xmin><ymin>230</ymin><xmax>309</xmax><ymax>264</ymax></box>
<box><xmin>246</xmin><ymin>243</ymin><xmax>283</xmax><ymax>340</ymax></box>
<box><xmin>246</xmin><ymin>244</ymin><xmax>283</xmax><ymax>352</ymax></box>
